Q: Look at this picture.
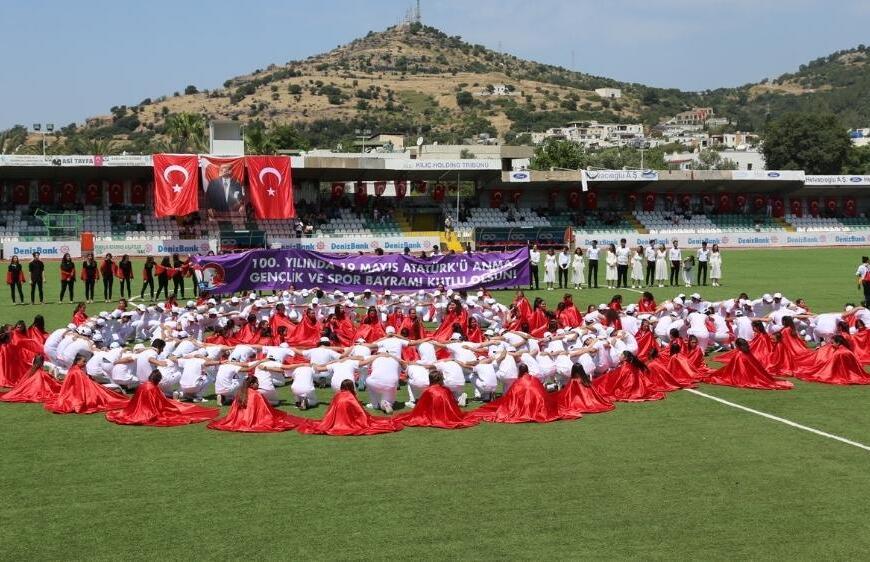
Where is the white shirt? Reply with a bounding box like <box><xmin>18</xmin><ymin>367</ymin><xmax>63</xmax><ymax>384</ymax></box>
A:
<box><xmin>215</xmin><ymin>364</ymin><xmax>243</xmax><ymax>394</ymax></box>
<box><xmin>697</xmin><ymin>248</ymin><xmax>710</xmax><ymax>262</ymax></box>
<box><xmin>327</xmin><ymin>359</ymin><xmax>359</xmax><ymax>389</ymax></box>
<box><xmin>586</xmin><ymin>246</ymin><xmax>600</xmax><ymax>260</ymax></box>
<box><xmin>367</xmin><ymin>356</ymin><xmax>401</xmax><ymax>386</ymax></box>
<box><xmin>434</xmin><ymin>360</ymin><xmax>466</xmax><ymax>387</ymax></box>
<box><xmin>529</xmin><ymin>249</ymin><xmax>541</xmax><ymax>265</ymax></box>
<box><xmin>857</xmin><ymin>264</ymin><xmax>870</xmax><ymax>278</ymax></box>
<box><xmin>302</xmin><ymin>347</ymin><xmax>341</xmax><ymax>366</ymax></box>
<box><xmin>734</xmin><ymin>316</ymin><xmax>754</xmax><ymax>341</ymax></box>
<box><xmin>644</xmin><ymin>246</ymin><xmax>657</xmax><ymax>262</ymax></box>
<box><xmin>135</xmin><ymin>349</ymin><xmax>159</xmax><ymax>382</ymax></box>
<box><xmin>668</xmin><ymin>247</ymin><xmax>682</xmax><ymax>261</ymax></box>
<box><xmin>615</xmin><ymin>246</ymin><xmax>630</xmax><ymax>266</ymax></box>
<box><xmin>178</xmin><ymin>357</ymin><xmax>207</xmax><ymax>388</ymax></box>
<box><xmin>558</xmin><ymin>252</ymin><xmax>570</xmax><ymax>268</ymax></box>
<box><xmin>446</xmin><ymin>342</ymin><xmax>477</xmax><ymax>363</ymax></box>
<box><xmin>377</xmin><ymin>337</ymin><xmax>407</xmax><ymax>358</ymax></box>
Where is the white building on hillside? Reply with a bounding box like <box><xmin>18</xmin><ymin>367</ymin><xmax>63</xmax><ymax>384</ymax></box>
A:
<box><xmin>594</xmin><ymin>87</ymin><xmax>622</xmax><ymax>99</ymax></box>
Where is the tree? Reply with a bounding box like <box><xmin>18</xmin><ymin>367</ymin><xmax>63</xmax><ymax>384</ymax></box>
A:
<box><xmin>184</xmin><ymin>85</ymin><xmax>199</xmax><ymax>95</ymax></box>
<box><xmin>530</xmin><ymin>139</ymin><xmax>589</xmax><ymax>170</ymax></box>
<box><xmin>455</xmin><ymin>91</ymin><xmax>474</xmax><ymax>109</ymax></box>
<box><xmin>163</xmin><ymin>112</ymin><xmax>207</xmax><ymax>153</ymax></box>
<box><xmin>845</xmin><ymin>145</ymin><xmax>870</xmax><ymax>174</ymax></box>
<box><xmin>761</xmin><ymin>112</ymin><xmax>852</xmax><ymax>173</ymax></box>
<box><xmin>0</xmin><ymin>125</ymin><xmax>27</xmax><ymax>154</ymax></box>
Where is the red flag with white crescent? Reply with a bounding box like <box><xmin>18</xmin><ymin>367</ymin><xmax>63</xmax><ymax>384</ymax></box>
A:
<box><xmin>245</xmin><ymin>156</ymin><xmax>295</xmax><ymax>219</ymax></box>
<box><xmin>153</xmin><ymin>154</ymin><xmax>199</xmax><ymax>217</ymax></box>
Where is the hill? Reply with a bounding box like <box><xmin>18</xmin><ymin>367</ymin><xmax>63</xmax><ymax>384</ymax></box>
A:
<box><xmin>4</xmin><ymin>24</ymin><xmax>870</xmax><ymax>154</ymax></box>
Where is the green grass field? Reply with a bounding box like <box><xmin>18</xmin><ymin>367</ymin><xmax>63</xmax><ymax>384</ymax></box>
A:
<box><xmin>1</xmin><ymin>248</ymin><xmax>869</xmax><ymax>560</ymax></box>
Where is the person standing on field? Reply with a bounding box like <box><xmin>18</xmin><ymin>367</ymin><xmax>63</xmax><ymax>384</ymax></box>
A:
<box><xmin>668</xmin><ymin>240</ymin><xmax>682</xmax><ymax>287</ymax></box>
<box><xmin>557</xmin><ymin>247</ymin><xmax>570</xmax><ymax>289</ymax></box>
<box><xmin>586</xmin><ymin>240</ymin><xmax>600</xmax><ymax>289</ymax></box>
<box><xmin>857</xmin><ymin>256</ymin><xmax>870</xmax><ymax>307</ymax></box>
<box><xmin>28</xmin><ymin>252</ymin><xmax>45</xmax><ymax>304</ymax></box>
<box><xmin>528</xmin><ymin>244</ymin><xmax>540</xmax><ymax>290</ymax></box>
<box><xmin>645</xmin><ymin>239</ymin><xmax>657</xmax><ymax>287</ymax></box>
<box><xmin>696</xmin><ymin>241</ymin><xmax>710</xmax><ymax>286</ymax></box>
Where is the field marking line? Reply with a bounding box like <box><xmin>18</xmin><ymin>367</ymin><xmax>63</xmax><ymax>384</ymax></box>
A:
<box><xmin>685</xmin><ymin>388</ymin><xmax>870</xmax><ymax>453</ymax></box>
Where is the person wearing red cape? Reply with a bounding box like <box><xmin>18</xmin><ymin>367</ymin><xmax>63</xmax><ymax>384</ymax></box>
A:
<box><xmin>299</xmin><ymin>379</ymin><xmax>403</xmax><ymax>436</ymax></box>
<box><xmin>44</xmin><ymin>354</ymin><xmax>130</xmax><ymax>414</ymax></box>
<box><xmin>208</xmin><ymin>375</ymin><xmax>308</xmax><ymax>433</ymax></box>
<box><xmin>394</xmin><ymin>371</ymin><xmax>478</xmax><ymax>429</ymax></box>
<box><xmin>0</xmin><ymin>329</ymin><xmax>31</xmax><ymax>388</ymax></box>
<box><xmin>705</xmin><ymin>338</ymin><xmax>793</xmax><ymax>390</ymax></box>
<box><xmin>558</xmin><ymin>294</ymin><xmax>581</xmax><ymax>328</ymax></box>
<box><xmin>354</xmin><ymin>306</ymin><xmax>387</xmax><ymax>343</ymax></box>
<box><xmin>767</xmin><ymin>317</ymin><xmax>814</xmax><ymax>376</ymax></box>
<box><xmin>593</xmin><ymin>351</ymin><xmax>665</xmax><ymax>402</ymax></box>
<box><xmin>0</xmin><ymin>355</ymin><xmax>60</xmax><ymax>403</ymax></box>
<box><xmin>288</xmin><ymin>308</ymin><xmax>324</xmax><ymax>347</ymax></box>
<box><xmin>430</xmin><ymin>301</ymin><xmax>468</xmax><ymax>342</ymax></box>
<box><xmin>27</xmin><ymin>315</ymin><xmax>49</xmax><ymax>344</ymax></box>
<box><xmin>467</xmin><ymin>363</ymin><xmax>573</xmax><ymax>423</ymax></box>
<box><xmin>554</xmin><ymin>363</ymin><xmax>614</xmax><ymax>417</ymax></box>
<box><xmin>791</xmin><ymin>335</ymin><xmax>870</xmax><ymax>385</ymax></box>
<box><xmin>634</xmin><ymin>318</ymin><xmax>657</xmax><ymax>358</ymax></box>
<box><xmin>107</xmin><ymin>370</ymin><xmax>220</xmax><ymax>426</ymax></box>
<box><xmin>330</xmin><ymin>305</ymin><xmax>357</xmax><ymax>347</ymax></box>
<box><xmin>646</xmin><ymin>346</ymin><xmax>697</xmax><ymax>391</ymax></box>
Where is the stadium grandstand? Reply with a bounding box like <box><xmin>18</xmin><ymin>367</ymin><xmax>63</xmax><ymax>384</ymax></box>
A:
<box><xmin>1</xmin><ymin>152</ymin><xmax>869</xmax><ymax>257</ymax></box>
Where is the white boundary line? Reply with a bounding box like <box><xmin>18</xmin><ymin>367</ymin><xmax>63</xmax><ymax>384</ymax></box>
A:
<box><xmin>685</xmin><ymin>388</ymin><xmax>870</xmax><ymax>453</ymax></box>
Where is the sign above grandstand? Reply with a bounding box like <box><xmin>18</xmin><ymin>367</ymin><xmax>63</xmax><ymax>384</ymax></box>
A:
<box><xmin>93</xmin><ymin>238</ymin><xmax>215</xmax><ymax>257</ymax></box>
<box><xmin>572</xmin><ymin>229</ymin><xmax>868</xmax><ymax>249</ymax></box>
<box><xmin>731</xmin><ymin>170</ymin><xmax>805</xmax><ymax>181</ymax></box>
<box><xmin>804</xmin><ymin>175</ymin><xmax>870</xmax><ymax>186</ymax></box>
<box><xmin>385</xmin><ymin>159</ymin><xmax>502</xmax><ymax>171</ymax></box>
<box><xmin>271</xmin><ymin>235</ymin><xmax>441</xmax><ymax>253</ymax></box>
<box><xmin>2</xmin><ymin>240</ymin><xmax>81</xmax><ymax>258</ymax></box>
<box><xmin>0</xmin><ymin>154</ymin><xmax>152</xmax><ymax>167</ymax></box>
<box><xmin>581</xmin><ymin>170</ymin><xmax>658</xmax><ymax>191</ymax></box>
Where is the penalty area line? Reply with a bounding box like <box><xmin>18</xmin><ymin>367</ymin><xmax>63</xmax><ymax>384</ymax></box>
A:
<box><xmin>685</xmin><ymin>388</ymin><xmax>870</xmax><ymax>453</ymax></box>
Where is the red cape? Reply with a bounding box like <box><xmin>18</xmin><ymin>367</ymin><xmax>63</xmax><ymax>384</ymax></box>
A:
<box><xmin>792</xmin><ymin>346</ymin><xmax>870</xmax><ymax>385</ymax></box>
<box><xmin>44</xmin><ymin>365</ymin><xmax>129</xmax><ymax>414</ymax></box>
<box><xmin>555</xmin><ymin>379</ymin><xmax>614</xmax><ymax>417</ymax></box>
<box><xmin>332</xmin><ymin>316</ymin><xmax>357</xmax><ymax>347</ymax></box>
<box><xmin>647</xmin><ymin>357</ymin><xmax>696</xmax><ymax>391</ymax></box>
<box><xmin>593</xmin><ymin>363</ymin><xmax>665</xmax><ymax>402</ymax></box>
<box><xmin>288</xmin><ymin>316</ymin><xmax>323</xmax><ymax>347</ymax></box>
<box><xmin>0</xmin><ymin>343</ymin><xmax>35</xmax><ymax>388</ymax></box>
<box><xmin>768</xmin><ymin>329</ymin><xmax>814</xmax><ymax>376</ymax></box>
<box><xmin>0</xmin><ymin>369</ymin><xmax>60</xmax><ymax>403</ymax></box>
<box><xmin>430</xmin><ymin>310</ymin><xmax>468</xmax><ymax>342</ymax></box>
<box><xmin>298</xmin><ymin>390</ymin><xmax>402</xmax><ymax>436</ymax></box>
<box><xmin>107</xmin><ymin>382</ymin><xmax>219</xmax><ymax>426</ymax></box>
<box><xmin>208</xmin><ymin>391</ymin><xmax>307</xmax><ymax>433</ymax></box>
<box><xmin>354</xmin><ymin>320</ymin><xmax>386</xmax><ymax>344</ymax></box>
<box><xmin>394</xmin><ymin>384</ymin><xmax>478</xmax><ymax>429</ymax></box>
<box><xmin>467</xmin><ymin>374</ymin><xmax>570</xmax><ymax>423</ymax></box>
<box><xmin>705</xmin><ymin>350</ymin><xmax>793</xmax><ymax>390</ymax></box>
<box><xmin>399</xmin><ymin>317</ymin><xmax>427</xmax><ymax>340</ymax></box>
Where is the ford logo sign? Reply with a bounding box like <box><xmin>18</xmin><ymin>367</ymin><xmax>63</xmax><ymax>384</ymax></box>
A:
<box><xmin>513</xmin><ymin>172</ymin><xmax>528</xmax><ymax>180</ymax></box>
<box><xmin>641</xmin><ymin>170</ymin><xmax>657</xmax><ymax>178</ymax></box>
<box><xmin>767</xmin><ymin>172</ymin><xmax>781</xmax><ymax>178</ymax></box>
<box><xmin>851</xmin><ymin>177</ymin><xmax>863</xmax><ymax>183</ymax></box>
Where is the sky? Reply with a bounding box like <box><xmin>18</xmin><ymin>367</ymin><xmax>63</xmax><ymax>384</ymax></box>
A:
<box><xmin>1</xmin><ymin>0</ymin><xmax>868</xmax><ymax>130</ymax></box>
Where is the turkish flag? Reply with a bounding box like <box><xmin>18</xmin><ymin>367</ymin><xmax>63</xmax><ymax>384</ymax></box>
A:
<box><xmin>61</xmin><ymin>182</ymin><xmax>77</xmax><ymax>204</ymax></box>
<box><xmin>153</xmin><ymin>154</ymin><xmax>199</xmax><ymax>217</ymax></box>
<box><xmin>130</xmin><ymin>182</ymin><xmax>146</xmax><ymax>205</ymax></box>
<box><xmin>85</xmin><ymin>182</ymin><xmax>101</xmax><ymax>205</ymax></box>
<box><xmin>245</xmin><ymin>156</ymin><xmax>295</xmax><ymax>219</ymax></box>
<box><xmin>38</xmin><ymin>182</ymin><xmax>53</xmax><ymax>204</ymax></box>
<box><xmin>108</xmin><ymin>182</ymin><xmax>124</xmax><ymax>205</ymax></box>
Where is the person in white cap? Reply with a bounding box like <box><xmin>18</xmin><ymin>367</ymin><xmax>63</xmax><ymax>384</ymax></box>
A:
<box><xmin>214</xmin><ymin>358</ymin><xmax>260</xmax><ymax>405</ymax></box>
<box><xmin>301</xmin><ymin>338</ymin><xmax>344</xmax><ymax>386</ymax></box>
<box><xmin>752</xmin><ymin>294</ymin><xmax>775</xmax><ymax>318</ymax></box>
<box><xmin>732</xmin><ymin>310</ymin><xmax>754</xmax><ymax>342</ymax></box>
<box><xmin>468</xmin><ymin>353</ymin><xmax>500</xmax><ymax>401</ymax></box>
<box><xmin>431</xmin><ymin>358</ymin><xmax>469</xmax><ymax>406</ymax></box>
<box><xmin>404</xmin><ymin>358</ymin><xmax>433</xmax><ymax>407</ymax></box>
<box><xmin>176</xmin><ymin>350</ymin><xmax>222</xmax><ymax>402</ymax></box>
<box><xmin>686</xmin><ymin>307</ymin><xmax>712</xmax><ymax>351</ymax></box>
<box><xmin>43</xmin><ymin>324</ymin><xmax>75</xmax><ymax>368</ymax></box>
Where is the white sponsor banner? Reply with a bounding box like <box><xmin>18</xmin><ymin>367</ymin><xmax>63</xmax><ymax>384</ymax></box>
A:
<box><xmin>804</xmin><ymin>175</ymin><xmax>870</xmax><ymax>186</ymax></box>
<box><xmin>508</xmin><ymin>170</ymin><xmax>531</xmax><ymax>182</ymax></box>
<box><xmin>731</xmin><ymin>170</ymin><xmax>805</xmax><ymax>181</ymax></box>
<box><xmin>573</xmin><ymin>230</ymin><xmax>870</xmax><ymax>249</ymax></box>
<box><xmin>96</xmin><ymin>155</ymin><xmax>152</xmax><ymax>167</ymax></box>
<box><xmin>93</xmin><ymin>239</ymin><xmax>215</xmax><ymax>256</ymax></box>
<box><xmin>3</xmin><ymin>240</ymin><xmax>81</xmax><ymax>258</ymax></box>
<box><xmin>582</xmin><ymin>170</ymin><xmax>659</xmax><ymax>182</ymax></box>
<box><xmin>386</xmin><ymin>159</ymin><xmax>502</xmax><ymax>171</ymax></box>
<box><xmin>272</xmin><ymin>235</ymin><xmax>441</xmax><ymax>253</ymax></box>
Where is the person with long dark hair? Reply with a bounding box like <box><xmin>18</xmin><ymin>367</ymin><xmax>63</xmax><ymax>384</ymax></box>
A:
<box><xmin>141</xmin><ymin>256</ymin><xmax>155</xmax><ymax>301</ymax></box>
<box><xmin>117</xmin><ymin>254</ymin><xmax>133</xmax><ymax>299</ymax></box>
<box><xmin>208</xmin><ymin>375</ymin><xmax>308</xmax><ymax>433</ymax></box>
<box><xmin>80</xmin><ymin>252</ymin><xmax>98</xmax><ymax>303</ymax></box>
<box><xmin>171</xmin><ymin>253</ymin><xmax>185</xmax><ymax>298</ymax></box>
<box><xmin>155</xmin><ymin>256</ymin><xmax>171</xmax><ymax>300</ymax></box>
<box><xmin>58</xmin><ymin>253</ymin><xmax>76</xmax><ymax>303</ymax></box>
<box><xmin>100</xmin><ymin>253</ymin><xmax>115</xmax><ymax>302</ymax></box>
<box><xmin>6</xmin><ymin>255</ymin><xmax>24</xmax><ymax>304</ymax></box>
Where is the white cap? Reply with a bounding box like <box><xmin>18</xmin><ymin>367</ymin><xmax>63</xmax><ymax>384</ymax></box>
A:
<box><xmin>208</xmin><ymin>298</ymin><xmax>217</xmax><ymax>305</ymax></box>
<box><xmin>673</xmin><ymin>297</ymin><xmax>684</xmax><ymax>305</ymax></box>
<box><xmin>384</xmin><ymin>290</ymin><xmax>392</xmax><ymax>296</ymax></box>
<box><xmin>133</xmin><ymin>343</ymin><xmax>146</xmax><ymax>352</ymax></box>
<box><xmin>137</xmin><ymin>304</ymin><xmax>146</xmax><ymax>312</ymax></box>
<box><xmin>186</xmin><ymin>300</ymin><xmax>195</xmax><ymax>308</ymax></box>
<box><xmin>156</xmin><ymin>303</ymin><xmax>166</xmax><ymax>310</ymax></box>
<box><xmin>231</xmin><ymin>297</ymin><xmax>240</xmax><ymax>304</ymax></box>
<box><xmin>248</xmin><ymin>292</ymin><xmax>257</xmax><ymax>300</ymax></box>
<box><xmin>450</xmin><ymin>332</ymin><xmax>463</xmax><ymax>341</ymax></box>
<box><xmin>109</xmin><ymin>342</ymin><xmax>121</xmax><ymax>349</ymax></box>
<box><xmin>763</xmin><ymin>293</ymin><xmax>773</xmax><ymax>303</ymax></box>
<box><xmin>77</xmin><ymin>326</ymin><xmax>91</xmax><ymax>336</ymax></box>
<box><xmin>347</xmin><ymin>292</ymin><xmax>355</xmax><ymax>299</ymax></box>
<box><xmin>99</xmin><ymin>311</ymin><xmax>110</xmax><ymax>319</ymax></box>
<box><xmin>67</xmin><ymin>323</ymin><xmax>77</xmax><ymax>330</ymax></box>
<box><xmin>598</xmin><ymin>303</ymin><xmax>607</xmax><ymax>310</ymax></box>
<box><xmin>773</xmin><ymin>292</ymin><xmax>783</xmax><ymax>299</ymax></box>
<box><xmin>484</xmin><ymin>329</ymin><xmax>495</xmax><ymax>337</ymax></box>
<box><xmin>301</xmin><ymin>289</ymin><xmax>310</xmax><ymax>297</ymax></box>
<box><xmin>311</xmin><ymin>298</ymin><xmax>319</xmax><ymax>305</ymax></box>
<box><xmin>735</xmin><ymin>310</ymin><xmax>744</xmax><ymax>317</ymax></box>
<box><xmin>355</xmin><ymin>338</ymin><xmax>366</xmax><ymax>344</ymax></box>
<box><xmin>95</xmin><ymin>318</ymin><xmax>106</xmax><ymax>326</ymax></box>
<box><xmin>92</xmin><ymin>332</ymin><xmax>103</xmax><ymax>341</ymax></box>
<box><xmin>319</xmin><ymin>337</ymin><xmax>331</xmax><ymax>344</ymax></box>
<box><xmin>385</xmin><ymin>326</ymin><xmax>396</xmax><ymax>335</ymax></box>
<box><xmin>691</xmin><ymin>293</ymin><xmax>701</xmax><ymax>300</ymax></box>
<box><xmin>177</xmin><ymin>331</ymin><xmax>189</xmax><ymax>338</ymax></box>
<box><xmin>208</xmin><ymin>308</ymin><xmax>218</xmax><ymax>315</ymax></box>
<box><xmin>111</xmin><ymin>310</ymin><xmax>122</xmax><ymax>319</ymax></box>
<box><xmin>543</xmin><ymin>332</ymin><xmax>552</xmax><ymax>340</ymax></box>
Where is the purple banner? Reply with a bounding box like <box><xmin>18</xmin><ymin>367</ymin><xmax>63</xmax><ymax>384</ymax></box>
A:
<box><xmin>192</xmin><ymin>248</ymin><xmax>530</xmax><ymax>294</ymax></box>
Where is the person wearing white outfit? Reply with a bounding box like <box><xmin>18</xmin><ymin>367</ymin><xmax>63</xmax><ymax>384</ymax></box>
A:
<box><xmin>630</xmin><ymin>247</ymin><xmax>644</xmax><ymax>289</ymax></box>
<box><xmin>655</xmin><ymin>244</ymin><xmax>668</xmax><ymax>287</ymax></box>
<box><xmin>709</xmin><ymin>244</ymin><xmax>723</xmax><ymax>286</ymax></box>
<box><xmin>366</xmin><ymin>354</ymin><xmax>403</xmax><ymax>414</ymax></box>
<box><xmin>544</xmin><ymin>249</ymin><xmax>557</xmax><ymax>291</ymax></box>
<box><xmin>571</xmin><ymin>248</ymin><xmax>585</xmax><ymax>289</ymax></box>
<box><xmin>605</xmin><ymin>244</ymin><xmax>618</xmax><ymax>289</ymax></box>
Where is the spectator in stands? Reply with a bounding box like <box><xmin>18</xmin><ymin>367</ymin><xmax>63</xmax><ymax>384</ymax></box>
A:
<box><xmin>586</xmin><ymin>240</ymin><xmax>600</xmax><ymax>289</ymax></box>
<box><xmin>59</xmin><ymin>253</ymin><xmax>76</xmax><ymax>303</ymax></box>
<box><xmin>668</xmin><ymin>241</ymin><xmax>682</xmax><ymax>287</ymax></box>
<box><xmin>135</xmin><ymin>211</ymin><xmax>144</xmax><ymax>232</ymax></box>
<box><xmin>81</xmin><ymin>253</ymin><xmax>98</xmax><ymax>303</ymax></box>
<box><xmin>118</xmin><ymin>255</ymin><xmax>133</xmax><ymax>299</ymax></box>
<box><xmin>141</xmin><ymin>257</ymin><xmax>155</xmax><ymax>301</ymax></box>
<box><xmin>28</xmin><ymin>252</ymin><xmax>44</xmax><ymax>305</ymax></box>
<box><xmin>100</xmin><ymin>254</ymin><xmax>115</xmax><ymax>302</ymax></box>
<box><xmin>7</xmin><ymin>255</ymin><xmax>24</xmax><ymax>304</ymax></box>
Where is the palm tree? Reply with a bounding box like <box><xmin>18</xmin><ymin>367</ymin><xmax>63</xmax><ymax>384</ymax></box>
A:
<box><xmin>163</xmin><ymin>112</ymin><xmax>207</xmax><ymax>153</ymax></box>
<box><xmin>0</xmin><ymin>126</ymin><xmax>27</xmax><ymax>154</ymax></box>
<box><xmin>244</xmin><ymin>120</ymin><xmax>276</xmax><ymax>155</ymax></box>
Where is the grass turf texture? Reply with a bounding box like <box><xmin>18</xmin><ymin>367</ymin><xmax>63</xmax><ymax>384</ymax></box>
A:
<box><xmin>1</xmin><ymin>248</ymin><xmax>869</xmax><ymax>560</ymax></box>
